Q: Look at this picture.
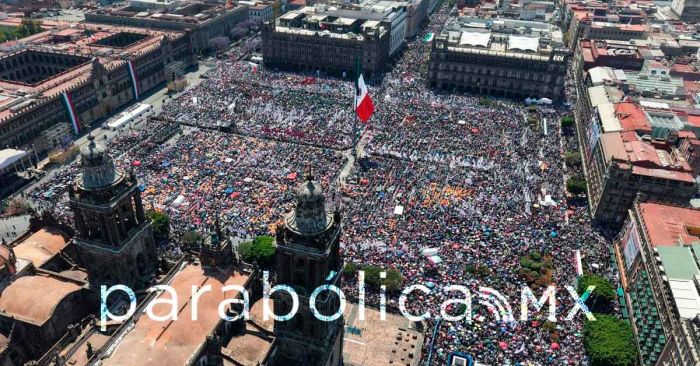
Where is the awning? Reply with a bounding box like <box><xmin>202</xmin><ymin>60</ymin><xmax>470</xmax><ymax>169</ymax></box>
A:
<box><xmin>0</xmin><ymin>149</ymin><xmax>27</xmax><ymax>171</ymax></box>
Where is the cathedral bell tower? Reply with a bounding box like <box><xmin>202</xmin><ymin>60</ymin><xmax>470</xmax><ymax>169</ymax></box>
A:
<box><xmin>69</xmin><ymin>134</ymin><xmax>156</xmax><ymax>289</ymax></box>
<box><xmin>272</xmin><ymin>174</ymin><xmax>344</xmax><ymax>366</ymax></box>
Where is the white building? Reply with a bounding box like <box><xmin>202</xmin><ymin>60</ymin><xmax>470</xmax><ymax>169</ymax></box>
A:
<box><xmin>240</xmin><ymin>0</ymin><xmax>275</xmax><ymax>22</ymax></box>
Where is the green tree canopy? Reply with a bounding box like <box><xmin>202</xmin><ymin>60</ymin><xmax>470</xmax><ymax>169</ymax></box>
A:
<box><xmin>146</xmin><ymin>210</ymin><xmax>170</xmax><ymax>239</ymax></box>
<box><xmin>578</xmin><ymin>274</ymin><xmax>616</xmax><ymax>313</ymax></box>
<box><xmin>565</xmin><ymin>151</ymin><xmax>582</xmax><ymax>166</ymax></box>
<box><xmin>239</xmin><ymin>235</ymin><xmax>276</xmax><ymax>267</ymax></box>
<box><xmin>361</xmin><ymin>265</ymin><xmax>404</xmax><ymax>291</ymax></box>
<box><xmin>561</xmin><ymin>116</ymin><xmax>574</xmax><ymax>127</ymax></box>
<box><xmin>342</xmin><ymin>262</ymin><xmax>358</xmax><ymax>277</ymax></box>
<box><xmin>180</xmin><ymin>230</ymin><xmax>202</xmax><ymax>248</ymax></box>
<box><xmin>567</xmin><ymin>177</ymin><xmax>587</xmax><ymax>195</ymax></box>
<box><xmin>584</xmin><ymin>314</ymin><xmax>637</xmax><ymax>366</ymax></box>
<box><xmin>15</xmin><ymin>19</ymin><xmax>41</xmax><ymax>39</ymax></box>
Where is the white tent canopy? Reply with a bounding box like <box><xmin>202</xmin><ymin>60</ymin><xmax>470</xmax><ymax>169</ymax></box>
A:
<box><xmin>0</xmin><ymin>149</ymin><xmax>28</xmax><ymax>171</ymax></box>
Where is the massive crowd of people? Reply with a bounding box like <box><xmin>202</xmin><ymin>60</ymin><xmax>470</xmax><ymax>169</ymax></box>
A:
<box><xmin>161</xmin><ymin>61</ymin><xmax>356</xmax><ymax>149</ymax></box>
<box><xmin>21</xmin><ymin>1</ymin><xmax>619</xmax><ymax>364</ymax></box>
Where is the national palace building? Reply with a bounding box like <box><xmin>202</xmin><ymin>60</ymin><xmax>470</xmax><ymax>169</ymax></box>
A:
<box><xmin>0</xmin><ymin>22</ymin><xmax>194</xmax><ymax>155</ymax></box>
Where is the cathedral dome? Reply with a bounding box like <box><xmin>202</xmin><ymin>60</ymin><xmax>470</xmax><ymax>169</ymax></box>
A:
<box><xmin>80</xmin><ymin>135</ymin><xmax>109</xmax><ymax>166</ymax></box>
<box><xmin>286</xmin><ymin>174</ymin><xmax>333</xmax><ymax>236</ymax></box>
<box><xmin>79</xmin><ymin>134</ymin><xmax>122</xmax><ymax>190</ymax></box>
<box><xmin>295</xmin><ymin>176</ymin><xmax>324</xmax><ymax>202</ymax></box>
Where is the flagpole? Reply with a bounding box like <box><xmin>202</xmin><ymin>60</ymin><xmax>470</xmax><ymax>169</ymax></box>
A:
<box><xmin>352</xmin><ymin>56</ymin><xmax>360</xmax><ymax>159</ymax></box>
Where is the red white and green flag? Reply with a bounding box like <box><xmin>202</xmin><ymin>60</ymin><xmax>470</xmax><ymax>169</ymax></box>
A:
<box><xmin>354</xmin><ymin>64</ymin><xmax>374</xmax><ymax>124</ymax></box>
<box><xmin>61</xmin><ymin>91</ymin><xmax>80</xmax><ymax>135</ymax></box>
<box><xmin>127</xmin><ymin>60</ymin><xmax>140</xmax><ymax>100</ymax></box>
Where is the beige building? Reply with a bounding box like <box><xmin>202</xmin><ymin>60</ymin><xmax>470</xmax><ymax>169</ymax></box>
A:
<box><xmin>427</xmin><ymin>17</ymin><xmax>568</xmax><ymax>100</ymax></box>
<box><xmin>85</xmin><ymin>2</ymin><xmax>249</xmax><ymax>53</ymax></box>
<box><xmin>262</xmin><ymin>3</ymin><xmax>407</xmax><ymax>76</ymax></box>
<box><xmin>586</xmin><ymin>130</ymin><xmax>696</xmax><ymax>224</ymax></box>
<box><xmin>0</xmin><ymin>23</ymin><xmax>193</xmax><ymax>155</ymax></box>
<box><xmin>614</xmin><ymin>200</ymin><xmax>700</xmax><ymax>366</ymax></box>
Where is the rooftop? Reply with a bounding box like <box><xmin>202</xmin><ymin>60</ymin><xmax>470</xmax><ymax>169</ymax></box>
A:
<box><xmin>668</xmin><ymin>278</ymin><xmax>700</xmax><ymax>319</ymax></box>
<box><xmin>221</xmin><ymin>299</ymin><xmax>274</xmax><ymax>365</ymax></box>
<box><xmin>437</xmin><ymin>16</ymin><xmax>565</xmax><ymax>61</ymax></box>
<box><xmin>0</xmin><ymin>274</ymin><xmax>81</xmax><ymax>326</ymax></box>
<box><xmin>0</xmin><ymin>22</ymin><xmax>185</xmax><ymax>123</ymax></box>
<box><xmin>87</xmin><ymin>2</ymin><xmax>242</xmax><ymax>25</ymax></box>
<box><xmin>600</xmin><ymin>132</ymin><xmax>696</xmax><ymax>183</ymax></box>
<box><xmin>274</xmin><ymin>3</ymin><xmax>403</xmax><ymax>38</ymax></box>
<box><xmin>639</xmin><ymin>202</ymin><xmax>700</xmax><ymax>247</ymax></box>
<box><xmin>12</xmin><ymin>227</ymin><xmax>68</xmax><ymax>270</ymax></box>
<box><xmin>0</xmin><ymin>245</ymin><xmax>11</xmax><ymax>271</ymax></box>
<box><xmin>657</xmin><ymin>246</ymin><xmax>699</xmax><ymax>279</ymax></box>
<box><xmin>101</xmin><ymin>264</ymin><xmax>249</xmax><ymax>366</ymax></box>
<box><xmin>616</xmin><ymin>102</ymin><xmax>651</xmax><ymax>132</ymax></box>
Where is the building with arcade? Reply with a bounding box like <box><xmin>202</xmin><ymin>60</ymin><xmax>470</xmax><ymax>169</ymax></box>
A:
<box><xmin>427</xmin><ymin>17</ymin><xmax>568</xmax><ymax>100</ymax></box>
<box><xmin>0</xmin><ymin>23</ymin><xmax>193</xmax><ymax>155</ymax></box>
<box><xmin>262</xmin><ymin>2</ymin><xmax>407</xmax><ymax>76</ymax></box>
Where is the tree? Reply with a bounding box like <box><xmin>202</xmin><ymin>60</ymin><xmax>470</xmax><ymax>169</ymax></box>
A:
<box><xmin>565</xmin><ymin>151</ymin><xmax>582</xmax><ymax>166</ymax></box>
<box><xmin>478</xmin><ymin>98</ymin><xmax>493</xmax><ymax>106</ymax></box>
<box><xmin>519</xmin><ymin>252</ymin><xmax>553</xmax><ymax>286</ymax></box>
<box><xmin>561</xmin><ymin>116</ymin><xmax>574</xmax><ymax>128</ymax></box>
<box><xmin>342</xmin><ymin>262</ymin><xmax>358</xmax><ymax>277</ymax></box>
<box><xmin>584</xmin><ymin>314</ymin><xmax>637</xmax><ymax>366</ymax></box>
<box><xmin>229</xmin><ymin>26</ymin><xmax>248</xmax><ymax>40</ymax></box>
<box><xmin>181</xmin><ymin>230</ymin><xmax>202</xmax><ymax>248</ymax></box>
<box><xmin>362</xmin><ymin>265</ymin><xmax>382</xmax><ymax>289</ymax></box>
<box><xmin>15</xmin><ymin>19</ymin><xmax>41</xmax><ymax>39</ymax></box>
<box><xmin>2</xmin><ymin>198</ymin><xmax>32</xmax><ymax>217</ymax></box>
<box><xmin>567</xmin><ymin>177</ymin><xmax>587</xmax><ymax>195</ymax></box>
<box><xmin>146</xmin><ymin>210</ymin><xmax>170</xmax><ymax>240</ymax></box>
<box><xmin>238</xmin><ymin>235</ymin><xmax>276</xmax><ymax>267</ymax></box>
<box><xmin>578</xmin><ymin>274</ymin><xmax>616</xmax><ymax>313</ymax></box>
<box><xmin>208</xmin><ymin>36</ymin><xmax>230</xmax><ymax>52</ymax></box>
<box><xmin>384</xmin><ymin>268</ymin><xmax>405</xmax><ymax>291</ymax></box>
<box><xmin>360</xmin><ymin>265</ymin><xmax>404</xmax><ymax>291</ymax></box>
<box><xmin>527</xmin><ymin>116</ymin><xmax>539</xmax><ymax>127</ymax></box>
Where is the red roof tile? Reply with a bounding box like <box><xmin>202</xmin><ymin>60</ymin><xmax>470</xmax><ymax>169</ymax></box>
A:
<box><xmin>639</xmin><ymin>202</ymin><xmax>700</xmax><ymax>247</ymax></box>
<box><xmin>616</xmin><ymin>102</ymin><xmax>651</xmax><ymax>132</ymax></box>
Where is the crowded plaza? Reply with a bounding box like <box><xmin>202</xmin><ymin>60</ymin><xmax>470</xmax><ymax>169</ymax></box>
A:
<box><xmin>18</xmin><ymin>2</ymin><xmax>618</xmax><ymax>365</ymax></box>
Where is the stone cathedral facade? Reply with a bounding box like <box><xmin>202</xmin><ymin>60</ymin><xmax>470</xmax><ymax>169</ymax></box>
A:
<box><xmin>69</xmin><ymin>134</ymin><xmax>156</xmax><ymax>289</ymax></box>
<box><xmin>271</xmin><ymin>174</ymin><xmax>345</xmax><ymax>366</ymax></box>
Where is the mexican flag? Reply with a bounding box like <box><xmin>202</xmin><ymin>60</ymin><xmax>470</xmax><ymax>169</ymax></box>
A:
<box><xmin>355</xmin><ymin>73</ymin><xmax>374</xmax><ymax>123</ymax></box>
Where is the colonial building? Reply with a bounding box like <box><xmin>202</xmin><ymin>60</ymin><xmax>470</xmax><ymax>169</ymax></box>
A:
<box><xmin>427</xmin><ymin>17</ymin><xmax>568</xmax><ymax>100</ymax></box>
<box><xmin>585</xmin><ymin>129</ymin><xmax>697</xmax><ymax>225</ymax></box>
<box><xmin>0</xmin><ymin>227</ymin><xmax>88</xmax><ymax>366</ymax></box>
<box><xmin>85</xmin><ymin>2</ymin><xmax>249</xmax><ymax>53</ymax></box>
<box><xmin>271</xmin><ymin>174</ymin><xmax>344</xmax><ymax>366</ymax></box>
<box><xmin>0</xmin><ymin>23</ymin><xmax>194</xmax><ymax>155</ymax></box>
<box><xmin>69</xmin><ymin>134</ymin><xmax>156</xmax><ymax>288</ymax></box>
<box><xmin>361</xmin><ymin>0</ymin><xmax>430</xmax><ymax>38</ymax></box>
<box><xmin>573</xmin><ymin>39</ymin><xmax>647</xmax><ymax>75</ymax></box>
<box><xmin>573</xmin><ymin>64</ymin><xmax>700</xmax><ymax>225</ymax></box>
<box><xmin>671</xmin><ymin>0</ymin><xmax>700</xmax><ymax>21</ymax></box>
<box><xmin>262</xmin><ymin>3</ymin><xmax>407</xmax><ymax>76</ymax></box>
<box><xmin>613</xmin><ymin>200</ymin><xmax>700</xmax><ymax>366</ymax></box>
